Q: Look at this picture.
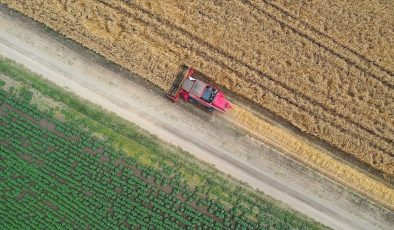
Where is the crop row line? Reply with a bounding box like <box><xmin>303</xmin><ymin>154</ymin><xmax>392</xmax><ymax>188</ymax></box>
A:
<box><xmin>240</xmin><ymin>0</ymin><xmax>394</xmax><ymax>137</ymax></box>
<box><xmin>244</xmin><ymin>0</ymin><xmax>394</xmax><ymax>86</ymax></box>
<box><xmin>2</xmin><ymin>109</ymin><xmax>225</xmax><ymax>228</ymax></box>
<box><xmin>109</xmin><ymin>0</ymin><xmax>394</xmax><ymax>150</ymax></box>
<box><xmin>237</xmin><ymin>27</ymin><xmax>394</xmax><ymax>136</ymax></box>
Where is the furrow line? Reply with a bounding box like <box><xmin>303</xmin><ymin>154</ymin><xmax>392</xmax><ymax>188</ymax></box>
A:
<box><xmin>241</xmin><ymin>1</ymin><xmax>394</xmax><ymax>138</ymax></box>
<box><xmin>258</xmin><ymin>0</ymin><xmax>394</xmax><ymax>78</ymax></box>
<box><xmin>244</xmin><ymin>0</ymin><xmax>394</xmax><ymax>87</ymax></box>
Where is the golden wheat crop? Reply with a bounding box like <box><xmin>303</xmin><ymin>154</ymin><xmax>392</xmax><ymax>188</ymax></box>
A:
<box><xmin>271</xmin><ymin>0</ymin><xmax>394</xmax><ymax>72</ymax></box>
<box><xmin>2</xmin><ymin>0</ymin><xmax>393</xmax><ymax>181</ymax></box>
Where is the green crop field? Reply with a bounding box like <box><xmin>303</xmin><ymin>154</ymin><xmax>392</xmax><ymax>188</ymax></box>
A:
<box><xmin>0</xmin><ymin>58</ymin><xmax>324</xmax><ymax>229</ymax></box>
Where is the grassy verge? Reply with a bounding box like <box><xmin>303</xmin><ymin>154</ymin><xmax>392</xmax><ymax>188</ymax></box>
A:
<box><xmin>0</xmin><ymin>56</ymin><xmax>326</xmax><ymax>228</ymax></box>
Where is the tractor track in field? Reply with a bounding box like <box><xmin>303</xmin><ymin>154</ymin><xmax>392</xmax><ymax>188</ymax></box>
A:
<box><xmin>240</xmin><ymin>0</ymin><xmax>394</xmax><ymax>130</ymax></box>
<box><xmin>245</xmin><ymin>0</ymin><xmax>394</xmax><ymax>83</ymax></box>
<box><xmin>240</xmin><ymin>1</ymin><xmax>394</xmax><ymax>140</ymax></box>
<box><xmin>243</xmin><ymin>0</ymin><xmax>394</xmax><ymax>115</ymax></box>
<box><xmin>103</xmin><ymin>0</ymin><xmax>394</xmax><ymax>157</ymax></box>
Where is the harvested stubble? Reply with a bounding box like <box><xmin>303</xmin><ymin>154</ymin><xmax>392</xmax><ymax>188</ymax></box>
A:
<box><xmin>2</xmin><ymin>0</ymin><xmax>393</xmax><ymax>181</ymax></box>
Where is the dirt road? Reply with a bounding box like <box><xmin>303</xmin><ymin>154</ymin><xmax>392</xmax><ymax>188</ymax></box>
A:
<box><xmin>0</xmin><ymin>8</ymin><xmax>392</xmax><ymax>230</ymax></box>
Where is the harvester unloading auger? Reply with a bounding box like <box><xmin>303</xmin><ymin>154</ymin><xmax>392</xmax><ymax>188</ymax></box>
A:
<box><xmin>167</xmin><ymin>66</ymin><xmax>232</xmax><ymax>112</ymax></box>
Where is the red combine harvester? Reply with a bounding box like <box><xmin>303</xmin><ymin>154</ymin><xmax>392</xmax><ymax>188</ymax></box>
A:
<box><xmin>167</xmin><ymin>66</ymin><xmax>232</xmax><ymax>112</ymax></box>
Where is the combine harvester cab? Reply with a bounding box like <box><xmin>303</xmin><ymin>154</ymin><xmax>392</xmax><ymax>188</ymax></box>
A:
<box><xmin>167</xmin><ymin>66</ymin><xmax>232</xmax><ymax>112</ymax></box>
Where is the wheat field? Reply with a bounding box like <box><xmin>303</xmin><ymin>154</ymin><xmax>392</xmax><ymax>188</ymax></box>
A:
<box><xmin>2</xmin><ymin>0</ymin><xmax>393</xmax><ymax>180</ymax></box>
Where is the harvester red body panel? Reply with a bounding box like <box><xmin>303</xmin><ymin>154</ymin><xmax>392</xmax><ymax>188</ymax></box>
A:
<box><xmin>167</xmin><ymin>66</ymin><xmax>232</xmax><ymax>112</ymax></box>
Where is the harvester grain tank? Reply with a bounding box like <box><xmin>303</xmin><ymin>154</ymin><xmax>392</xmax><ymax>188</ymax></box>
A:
<box><xmin>167</xmin><ymin>66</ymin><xmax>232</xmax><ymax>112</ymax></box>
